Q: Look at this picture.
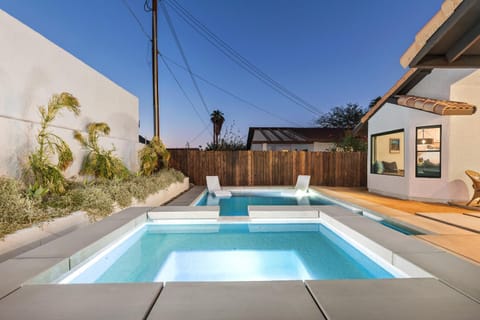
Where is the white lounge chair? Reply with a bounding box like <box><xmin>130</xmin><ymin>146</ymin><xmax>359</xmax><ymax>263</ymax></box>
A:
<box><xmin>295</xmin><ymin>175</ymin><xmax>311</xmax><ymax>192</ymax></box>
<box><xmin>281</xmin><ymin>175</ymin><xmax>311</xmax><ymax>196</ymax></box>
<box><xmin>206</xmin><ymin>176</ymin><xmax>232</xmax><ymax>198</ymax></box>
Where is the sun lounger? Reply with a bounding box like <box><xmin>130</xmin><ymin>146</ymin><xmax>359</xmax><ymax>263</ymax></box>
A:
<box><xmin>206</xmin><ymin>176</ymin><xmax>232</xmax><ymax>198</ymax></box>
<box><xmin>281</xmin><ymin>175</ymin><xmax>311</xmax><ymax>196</ymax></box>
<box><xmin>295</xmin><ymin>175</ymin><xmax>311</xmax><ymax>192</ymax></box>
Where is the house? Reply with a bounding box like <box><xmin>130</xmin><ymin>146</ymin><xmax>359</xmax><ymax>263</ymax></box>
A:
<box><xmin>0</xmin><ymin>10</ymin><xmax>139</xmax><ymax>178</ymax></box>
<box><xmin>354</xmin><ymin>0</ymin><xmax>480</xmax><ymax>203</ymax></box>
<box><xmin>246</xmin><ymin>127</ymin><xmax>345</xmax><ymax>151</ymax></box>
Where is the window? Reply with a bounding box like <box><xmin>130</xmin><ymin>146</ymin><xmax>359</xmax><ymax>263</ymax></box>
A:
<box><xmin>371</xmin><ymin>130</ymin><xmax>405</xmax><ymax>176</ymax></box>
<box><xmin>416</xmin><ymin>126</ymin><xmax>441</xmax><ymax>178</ymax></box>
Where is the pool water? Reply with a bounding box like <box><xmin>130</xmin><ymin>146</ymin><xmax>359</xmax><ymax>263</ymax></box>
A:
<box><xmin>195</xmin><ymin>191</ymin><xmax>333</xmax><ymax>216</ymax></box>
<box><xmin>61</xmin><ymin>223</ymin><xmax>394</xmax><ymax>284</ymax></box>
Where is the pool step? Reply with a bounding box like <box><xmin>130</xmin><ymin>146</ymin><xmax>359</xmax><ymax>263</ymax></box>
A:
<box><xmin>148</xmin><ymin>206</ymin><xmax>219</xmax><ymax>219</ymax></box>
<box><xmin>248</xmin><ymin>206</ymin><xmax>319</xmax><ymax>219</ymax></box>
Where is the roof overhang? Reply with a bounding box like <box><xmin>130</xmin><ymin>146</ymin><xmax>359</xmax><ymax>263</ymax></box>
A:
<box><xmin>401</xmin><ymin>0</ymin><xmax>480</xmax><ymax>68</ymax></box>
<box><xmin>352</xmin><ymin>69</ymin><xmax>432</xmax><ymax>136</ymax></box>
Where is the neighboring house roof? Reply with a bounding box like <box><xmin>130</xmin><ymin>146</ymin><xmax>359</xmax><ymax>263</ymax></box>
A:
<box><xmin>401</xmin><ymin>0</ymin><xmax>480</xmax><ymax>68</ymax></box>
<box><xmin>246</xmin><ymin>127</ymin><xmax>345</xmax><ymax>149</ymax></box>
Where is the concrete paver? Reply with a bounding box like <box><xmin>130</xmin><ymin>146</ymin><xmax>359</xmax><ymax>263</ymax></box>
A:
<box><xmin>416</xmin><ymin>213</ymin><xmax>480</xmax><ymax>233</ymax></box>
<box><xmin>148</xmin><ymin>281</ymin><xmax>325</xmax><ymax>320</ymax></box>
<box><xmin>417</xmin><ymin>234</ymin><xmax>480</xmax><ymax>264</ymax></box>
<box><xmin>399</xmin><ymin>251</ymin><xmax>480</xmax><ymax>302</ymax></box>
<box><xmin>0</xmin><ymin>258</ymin><xmax>66</xmax><ymax>299</ymax></box>
<box><xmin>333</xmin><ymin>216</ymin><xmax>442</xmax><ymax>254</ymax></box>
<box><xmin>392</xmin><ymin>215</ymin><xmax>474</xmax><ymax>235</ymax></box>
<box><xmin>166</xmin><ymin>186</ymin><xmax>205</xmax><ymax>206</ymax></box>
<box><xmin>0</xmin><ymin>283</ymin><xmax>162</xmax><ymax>320</ymax></box>
<box><xmin>17</xmin><ymin>219</ymin><xmax>133</xmax><ymax>259</ymax></box>
<box><xmin>464</xmin><ymin>212</ymin><xmax>480</xmax><ymax>218</ymax></box>
<box><xmin>307</xmin><ymin>278</ymin><xmax>480</xmax><ymax>320</ymax></box>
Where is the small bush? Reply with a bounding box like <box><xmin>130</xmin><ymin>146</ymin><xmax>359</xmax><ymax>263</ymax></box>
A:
<box><xmin>139</xmin><ymin>137</ymin><xmax>170</xmax><ymax>176</ymax></box>
<box><xmin>0</xmin><ymin>177</ymin><xmax>39</xmax><ymax>237</ymax></box>
<box><xmin>26</xmin><ymin>93</ymin><xmax>81</xmax><ymax>194</ymax></box>
<box><xmin>0</xmin><ymin>170</ymin><xmax>185</xmax><ymax>238</ymax></box>
<box><xmin>75</xmin><ymin>122</ymin><xmax>130</xmax><ymax>180</ymax></box>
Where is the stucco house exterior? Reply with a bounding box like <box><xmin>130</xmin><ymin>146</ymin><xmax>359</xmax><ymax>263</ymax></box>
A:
<box><xmin>355</xmin><ymin>0</ymin><xmax>480</xmax><ymax>203</ymax></box>
<box><xmin>0</xmin><ymin>9</ymin><xmax>139</xmax><ymax>178</ymax></box>
<box><xmin>246</xmin><ymin>127</ymin><xmax>345</xmax><ymax>151</ymax></box>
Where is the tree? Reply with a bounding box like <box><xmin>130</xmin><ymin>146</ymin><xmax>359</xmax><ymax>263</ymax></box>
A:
<box><xmin>205</xmin><ymin>122</ymin><xmax>247</xmax><ymax>151</ymax></box>
<box><xmin>27</xmin><ymin>93</ymin><xmax>80</xmax><ymax>194</ymax></box>
<box><xmin>334</xmin><ymin>134</ymin><xmax>367</xmax><ymax>152</ymax></box>
<box><xmin>210</xmin><ymin>109</ymin><xmax>225</xmax><ymax>145</ymax></box>
<box><xmin>368</xmin><ymin>96</ymin><xmax>382</xmax><ymax>109</ymax></box>
<box><xmin>315</xmin><ymin>103</ymin><xmax>366</xmax><ymax>129</ymax></box>
<box><xmin>74</xmin><ymin>122</ymin><xmax>129</xmax><ymax>180</ymax></box>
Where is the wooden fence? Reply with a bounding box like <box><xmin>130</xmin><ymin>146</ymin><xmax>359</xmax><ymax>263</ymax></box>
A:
<box><xmin>168</xmin><ymin>150</ymin><xmax>367</xmax><ymax>187</ymax></box>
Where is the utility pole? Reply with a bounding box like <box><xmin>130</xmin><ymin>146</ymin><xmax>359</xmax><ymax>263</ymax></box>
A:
<box><xmin>152</xmin><ymin>0</ymin><xmax>160</xmax><ymax>137</ymax></box>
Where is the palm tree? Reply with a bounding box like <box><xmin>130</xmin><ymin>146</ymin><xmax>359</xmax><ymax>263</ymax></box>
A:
<box><xmin>210</xmin><ymin>109</ymin><xmax>225</xmax><ymax>145</ymax></box>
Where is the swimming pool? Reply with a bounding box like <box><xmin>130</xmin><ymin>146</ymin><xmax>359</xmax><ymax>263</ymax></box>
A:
<box><xmin>194</xmin><ymin>189</ymin><xmax>422</xmax><ymax>235</ymax></box>
<box><xmin>195</xmin><ymin>190</ymin><xmax>333</xmax><ymax>216</ymax></box>
<box><xmin>59</xmin><ymin>222</ymin><xmax>397</xmax><ymax>284</ymax></box>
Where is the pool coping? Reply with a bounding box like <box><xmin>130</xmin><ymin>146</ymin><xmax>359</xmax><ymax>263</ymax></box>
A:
<box><xmin>0</xmin><ymin>197</ymin><xmax>479</xmax><ymax>318</ymax></box>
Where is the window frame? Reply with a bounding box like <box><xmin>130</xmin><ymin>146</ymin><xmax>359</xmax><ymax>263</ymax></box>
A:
<box><xmin>415</xmin><ymin>125</ymin><xmax>442</xmax><ymax>179</ymax></box>
<box><xmin>370</xmin><ymin>129</ymin><xmax>405</xmax><ymax>177</ymax></box>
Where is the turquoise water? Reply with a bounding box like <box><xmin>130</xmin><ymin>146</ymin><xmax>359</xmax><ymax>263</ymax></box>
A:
<box><xmin>64</xmin><ymin>223</ymin><xmax>394</xmax><ymax>283</ymax></box>
<box><xmin>195</xmin><ymin>191</ymin><xmax>334</xmax><ymax>216</ymax></box>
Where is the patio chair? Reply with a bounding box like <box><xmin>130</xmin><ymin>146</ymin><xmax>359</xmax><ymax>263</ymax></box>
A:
<box><xmin>281</xmin><ymin>175</ymin><xmax>311</xmax><ymax>196</ymax></box>
<box><xmin>465</xmin><ymin>170</ymin><xmax>480</xmax><ymax>206</ymax></box>
<box><xmin>295</xmin><ymin>175</ymin><xmax>311</xmax><ymax>192</ymax></box>
<box><xmin>206</xmin><ymin>176</ymin><xmax>232</xmax><ymax>198</ymax></box>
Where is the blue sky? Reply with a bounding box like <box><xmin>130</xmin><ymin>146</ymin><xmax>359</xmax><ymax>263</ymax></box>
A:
<box><xmin>1</xmin><ymin>0</ymin><xmax>443</xmax><ymax>147</ymax></box>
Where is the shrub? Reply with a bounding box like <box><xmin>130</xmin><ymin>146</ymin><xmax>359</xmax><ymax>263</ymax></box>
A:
<box><xmin>26</xmin><ymin>93</ymin><xmax>80</xmax><ymax>194</ymax></box>
<box><xmin>74</xmin><ymin>122</ymin><xmax>130</xmax><ymax>180</ymax></box>
<box><xmin>0</xmin><ymin>169</ymin><xmax>184</xmax><ymax>238</ymax></box>
<box><xmin>0</xmin><ymin>177</ymin><xmax>39</xmax><ymax>237</ymax></box>
<box><xmin>138</xmin><ymin>137</ymin><xmax>170</xmax><ymax>176</ymax></box>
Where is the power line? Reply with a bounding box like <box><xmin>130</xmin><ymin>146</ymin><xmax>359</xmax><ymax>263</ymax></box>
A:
<box><xmin>165</xmin><ymin>0</ymin><xmax>322</xmax><ymax>116</ymax></box>
<box><xmin>121</xmin><ymin>0</ymin><xmax>151</xmax><ymax>40</ymax></box>
<box><xmin>159</xmin><ymin>54</ymin><xmax>208</xmax><ymax>126</ymax></box>
<box><xmin>160</xmin><ymin>1</ymin><xmax>210</xmax><ymax>115</ymax></box>
<box><xmin>188</xmin><ymin>122</ymin><xmax>211</xmax><ymax>145</ymax></box>
<box><xmin>161</xmin><ymin>54</ymin><xmax>303</xmax><ymax>127</ymax></box>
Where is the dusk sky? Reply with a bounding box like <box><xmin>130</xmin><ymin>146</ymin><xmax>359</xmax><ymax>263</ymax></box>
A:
<box><xmin>2</xmin><ymin>0</ymin><xmax>443</xmax><ymax>148</ymax></box>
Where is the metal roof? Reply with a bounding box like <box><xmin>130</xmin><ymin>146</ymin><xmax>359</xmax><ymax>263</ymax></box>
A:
<box><xmin>247</xmin><ymin>127</ymin><xmax>345</xmax><ymax>149</ymax></box>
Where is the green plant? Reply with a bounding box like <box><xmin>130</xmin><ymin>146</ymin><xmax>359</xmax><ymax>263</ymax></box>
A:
<box><xmin>0</xmin><ymin>177</ymin><xmax>40</xmax><ymax>237</ymax></box>
<box><xmin>74</xmin><ymin>122</ymin><xmax>129</xmax><ymax>180</ymax></box>
<box><xmin>334</xmin><ymin>134</ymin><xmax>367</xmax><ymax>152</ymax></box>
<box><xmin>205</xmin><ymin>121</ymin><xmax>246</xmax><ymax>151</ymax></box>
<box><xmin>0</xmin><ymin>169</ymin><xmax>185</xmax><ymax>237</ymax></box>
<box><xmin>27</xmin><ymin>93</ymin><xmax>80</xmax><ymax>194</ymax></box>
<box><xmin>138</xmin><ymin>136</ymin><xmax>170</xmax><ymax>176</ymax></box>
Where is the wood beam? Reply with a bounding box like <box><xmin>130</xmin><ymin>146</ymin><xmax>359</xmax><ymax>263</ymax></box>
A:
<box><xmin>446</xmin><ymin>22</ymin><xmax>480</xmax><ymax>62</ymax></box>
<box><xmin>416</xmin><ymin>54</ymin><xmax>480</xmax><ymax>68</ymax></box>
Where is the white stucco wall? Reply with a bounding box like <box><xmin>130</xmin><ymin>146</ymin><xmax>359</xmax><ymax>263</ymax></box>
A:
<box><xmin>0</xmin><ymin>10</ymin><xmax>139</xmax><ymax>178</ymax></box>
<box><xmin>368</xmin><ymin>69</ymin><xmax>480</xmax><ymax>202</ymax></box>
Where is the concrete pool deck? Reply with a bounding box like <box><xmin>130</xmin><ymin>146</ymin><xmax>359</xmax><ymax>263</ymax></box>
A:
<box><xmin>169</xmin><ymin>186</ymin><xmax>480</xmax><ymax>262</ymax></box>
<box><xmin>311</xmin><ymin>186</ymin><xmax>480</xmax><ymax>263</ymax></box>
<box><xmin>1</xmin><ymin>187</ymin><xmax>480</xmax><ymax>319</ymax></box>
